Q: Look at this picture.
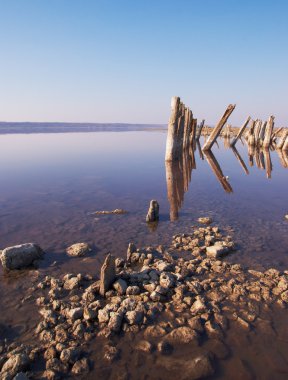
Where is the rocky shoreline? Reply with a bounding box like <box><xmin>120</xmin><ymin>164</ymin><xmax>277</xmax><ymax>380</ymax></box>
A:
<box><xmin>1</xmin><ymin>221</ymin><xmax>288</xmax><ymax>379</ymax></box>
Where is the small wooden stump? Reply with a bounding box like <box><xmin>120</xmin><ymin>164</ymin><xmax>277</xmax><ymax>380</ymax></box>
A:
<box><xmin>146</xmin><ymin>200</ymin><xmax>159</xmax><ymax>222</ymax></box>
<box><xmin>100</xmin><ymin>253</ymin><xmax>116</xmax><ymax>297</ymax></box>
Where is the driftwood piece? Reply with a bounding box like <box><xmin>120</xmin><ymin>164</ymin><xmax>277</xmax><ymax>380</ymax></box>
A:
<box><xmin>203</xmin><ymin>150</ymin><xmax>233</xmax><ymax>193</ymax></box>
<box><xmin>100</xmin><ymin>253</ymin><xmax>116</xmax><ymax>296</ymax></box>
<box><xmin>202</xmin><ymin>104</ymin><xmax>236</xmax><ymax>151</ymax></box>
<box><xmin>262</xmin><ymin>116</ymin><xmax>275</xmax><ymax>149</ymax></box>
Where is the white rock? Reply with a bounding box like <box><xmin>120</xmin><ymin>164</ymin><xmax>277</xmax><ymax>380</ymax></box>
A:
<box><xmin>0</xmin><ymin>243</ymin><xmax>44</xmax><ymax>270</ymax></box>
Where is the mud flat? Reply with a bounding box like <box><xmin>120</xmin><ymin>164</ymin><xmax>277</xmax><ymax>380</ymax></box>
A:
<box><xmin>1</xmin><ymin>222</ymin><xmax>288</xmax><ymax>379</ymax></box>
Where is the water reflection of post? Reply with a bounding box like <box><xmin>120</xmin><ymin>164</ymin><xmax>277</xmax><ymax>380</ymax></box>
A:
<box><xmin>196</xmin><ymin>140</ymin><xmax>204</xmax><ymax>160</ymax></box>
<box><xmin>203</xmin><ymin>150</ymin><xmax>233</xmax><ymax>193</ymax></box>
<box><xmin>248</xmin><ymin>145</ymin><xmax>255</xmax><ymax>167</ymax></box>
<box><xmin>263</xmin><ymin>149</ymin><xmax>272</xmax><ymax>179</ymax></box>
<box><xmin>231</xmin><ymin>146</ymin><xmax>249</xmax><ymax>175</ymax></box>
<box><xmin>276</xmin><ymin>149</ymin><xmax>288</xmax><ymax>168</ymax></box>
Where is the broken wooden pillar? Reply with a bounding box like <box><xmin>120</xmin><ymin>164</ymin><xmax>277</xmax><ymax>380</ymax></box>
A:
<box><xmin>146</xmin><ymin>200</ymin><xmax>159</xmax><ymax>222</ymax></box>
<box><xmin>165</xmin><ymin>97</ymin><xmax>181</xmax><ymax>161</ymax></box>
<box><xmin>283</xmin><ymin>134</ymin><xmax>288</xmax><ymax>152</ymax></box>
<box><xmin>189</xmin><ymin>118</ymin><xmax>197</xmax><ymax>145</ymax></box>
<box><xmin>202</xmin><ymin>104</ymin><xmax>236</xmax><ymax>151</ymax></box>
<box><xmin>254</xmin><ymin>120</ymin><xmax>262</xmax><ymax>146</ymax></box>
<box><xmin>100</xmin><ymin>253</ymin><xmax>116</xmax><ymax>296</ymax></box>
<box><xmin>247</xmin><ymin>120</ymin><xmax>256</xmax><ymax>146</ymax></box>
<box><xmin>277</xmin><ymin>129</ymin><xmax>288</xmax><ymax>150</ymax></box>
<box><xmin>196</xmin><ymin>119</ymin><xmax>205</xmax><ymax>140</ymax></box>
<box><xmin>258</xmin><ymin>121</ymin><xmax>267</xmax><ymax>146</ymax></box>
<box><xmin>230</xmin><ymin>116</ymin><xmax>251</xmax><ymax>147</ymax></box>
<box><xmin>183</xmin><ymin>108</ymin><xmax>192</xmax><ymax>150</ymax></box>
<box><xmin>262</xmin><ymin>116</ymin><xmax>275</xmax><ymax>149</ymax></box>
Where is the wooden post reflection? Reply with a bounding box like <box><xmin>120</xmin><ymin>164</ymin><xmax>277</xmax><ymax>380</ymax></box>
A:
<box><xmin>165</xmin><ymin>149</ymin><xmax>195</xmax><ymax>221</ymax></box>
<box><xmin>263</xmin><ymin>149</ymin><xmax>272</xmax><ymax>179</ymax></box>
<box><xmin>203</xmin><ymin>150</ymin><xmax>233</xmax><ymax>193</ymax></box>
<box><xmin>231</xmin><ymin>146</ymin><xmax>249</xmax><ymax>175</ymax></box>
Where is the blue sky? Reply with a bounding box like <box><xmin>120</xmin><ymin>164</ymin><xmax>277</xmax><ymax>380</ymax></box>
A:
<box><xmin>0</xmin><ymin>0</ymin><xmax>287</xmax><ymax>125</ymax></box>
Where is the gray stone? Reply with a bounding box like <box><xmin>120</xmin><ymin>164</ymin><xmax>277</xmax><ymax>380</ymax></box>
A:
<box><xmin>126</xmin><ymin>286</ymin><xmax>140</xmax><ymax>295</ymax></box>
<box><xmin>127</xmin><ymin>242</ymin><xmax>137</xmax><ymax>262</ymax></box>
<box><xmin>71</xmin><ymin>358</ymin><xmax>90</xmax><ymax>375</ymax></box>
<box><xmin>159</xmin><ymin>272</ymin><xmax>175</xmax><ymax>288</ymax></box>
<box><xmin>1</xmin><ymin>354</ymin><xmax>29</xmax><ymax>378</ymax></box>
<box><xmin>191</xmin><ymin>297</ymin><xmax>207</xmax><ymax>315</ymax></box>
<box><xmin>63</xmin><ymin>276</ymin><xmax>79</xmax><ymax>290</ymax></box>
<box><xmin>68</xmin><ymin>308</ymin><xmax>83</xmax><ymax>321</ymax></box>
<box><xmin>0</xmin><ymin>243</ymin><xmax>44</xmax><ymax>270</ymax></box>
<box><xmin>198</xmin><ymin>217</ymin><xmax>212</xmax><ymax>225</ymax></box>
<box><xmin>146</xmin><ymin>200</ymin><xmax>159</xmax><ymax>222</ymax></box>
<box><xmin>66</xmin><ymin>243</ymin><xmax>90</xmax><ymax>257</ymax></box>
<box><xmin>60</xmin><ymin>347</ymin><xmax>80</xmax><ymax>364</ymax></box>
<box><xmin>125</xmin><ymin>310</ymin><xmax>144</xmax><ymax>325</ymax></box>
<box><xmin>113</xmin><ymin>279</ymin><xmax>127</xmax><ymax>295</ymax></box>
<box><xmin>166</xmin><ymin>326</ymin><xmax>199</xmax><ymax>344</ymax></box>
<box><xmin>100</xmin><ymin>254</ymin><xmax>116</xmax><ymax>296</ymax></box>
<box><xmin>108</xmin><ymin>312</ymin><xmax>123</xmax><ymax>332</ymax></box>
<box><xmin>206</xmin><ymin>243</ymin><xmax>229</xmax><ymax>259</ymax></box>
<box><xmin>135</xmin><ymin>340</ymin><xmax>153</xmax><ymax>353</ymax></box>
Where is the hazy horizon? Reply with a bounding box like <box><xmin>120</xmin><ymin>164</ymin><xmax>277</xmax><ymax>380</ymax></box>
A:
<box><xmin>0</xmin><ymin>0</ymin><xmax>287</xmax><ymax>126</ymax></box>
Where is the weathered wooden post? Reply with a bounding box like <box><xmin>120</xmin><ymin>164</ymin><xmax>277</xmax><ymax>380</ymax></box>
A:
<box><xmin>258</xmin><ymin>121</ymin><xmax>267</xmax><ymax>146</ymax></box>
<box><xmin>262</xmin><ymin>116</ymin><xmax>275</xmax><ymax>149</ymax></box>
<box><xmin>202</xmin><ymin>104</ymin><xmax>236</xmax><ymax>151</ymax></box>
<box><xmin>165</xmin><ymin>96</ymin><xmax>181</xmax><ymax>161</ymax></box>
<box><xmin>254</xmin><ymin>120</ymin><xmax>263</xmax><ymax>146</ymax></box>
<box><xmin>247</xmin><ymin>120</ymin><xmax>256</xmax><ymax>146</ymax></box>
<box><xmin>283</xmin><ymin>134</ymin><xmax>288</xmax><ymax>151</ymax></box>
<box><xmin>230</xmin><ymin>116</ymin><xmax>251</xmax><ymax>147</ymax></box>
<box><xmin>183</xmin><ymin>108</ymin><xmax>192</xmax><ymax>150</ymax></box>
<box><xmin>189</xmin><ymin>118</ymin><xmax>197</xmax><ymax>145</ymax></box>
<box><xmin>277</xmin><ymin>129</ymin><xmax>288</xmax><ymax>150</ymax></box>
<box><xmin>196</xmin><ymin>119</ymin><xmax>205</xmax><ymax>140</ymax></box>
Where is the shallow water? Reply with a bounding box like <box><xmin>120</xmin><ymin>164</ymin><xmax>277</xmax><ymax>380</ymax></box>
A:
<box><xmin>0</xmin><ymin>129</ymin><xmax>288</xmax><ymax>378</ymax></box>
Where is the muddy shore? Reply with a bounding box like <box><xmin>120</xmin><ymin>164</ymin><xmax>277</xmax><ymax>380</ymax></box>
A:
<box><xmin>1</xmin><ymin>221</ymin><xmax>288</xmax><ymax>380</ymax></box>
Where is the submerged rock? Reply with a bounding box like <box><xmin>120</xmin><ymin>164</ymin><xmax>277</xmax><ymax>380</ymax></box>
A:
<box><xmin>146</xmin><ymin>200</ymin><xmax>159</xmax><ymax>222</ymax></box>
<box><xmin>197</xmin><ymin>217</ymin><xmax>213</xmax><ymax>225</ymax></box>
<box><xmin>66</xmin><ymin>243</ymin><xmax>91</xmax><ymax>257</ymax></box>
<box><xmin>0</xmin><ymin>243</ymin><xmax>44</xmax><ymax>270</ymax></box>
<box><xmin>206</xmin><ymin>243</ymin><xmax>229</xmax><ymax>259</ymax></box>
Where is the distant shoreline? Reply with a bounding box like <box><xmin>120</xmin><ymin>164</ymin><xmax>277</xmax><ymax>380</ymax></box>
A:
<box><xmin>0</xmin><ymin>122</ymin><xmax>167</xmax><ymax>135</ymax></box>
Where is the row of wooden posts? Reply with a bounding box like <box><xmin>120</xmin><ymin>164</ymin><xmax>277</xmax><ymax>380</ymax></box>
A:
<box><xmin>165</xmin><ymin>96</ymin><xmax>288</xmax><ymax>161</ymax></box>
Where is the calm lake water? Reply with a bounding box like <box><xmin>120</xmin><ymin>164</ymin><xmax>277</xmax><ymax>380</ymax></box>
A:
<box><xmin>1</xmin><ymin>129</ymin><xmax>288</xmax><ymax>379</ymax></box>
<box><xmin>0</xmin><ymin>130</ymin><xmax>287</xmax><ymax>271</ymax></box>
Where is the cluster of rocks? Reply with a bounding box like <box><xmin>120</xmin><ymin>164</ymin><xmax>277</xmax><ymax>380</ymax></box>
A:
<box><xmin>1</xmin><ymin>222</ymin><xmax>288</xmax><ymax>379</ymax></box>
